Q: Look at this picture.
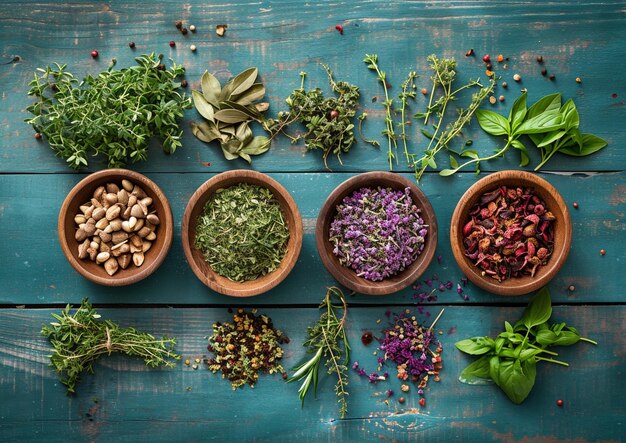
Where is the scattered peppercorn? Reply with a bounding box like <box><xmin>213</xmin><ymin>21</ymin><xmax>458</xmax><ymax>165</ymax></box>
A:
<box><xmin>573</xmin><ymin>202</ymin><xmax>578</xmax><ymax>209</ymax></box>
<box><xmin>329</xmin><ymin>110</ymin><xmax>339</xmax><ymax>120</ymax></box>
<box><xmin>190</xmin><ymin>44</ymin><xmax>197</xmax><ymax>52</ymax></box>
<box><xmin>486</xmin><ymin>62</ymin><xmax>493</xmax><ymax>70</ymax></box>
<box><xmin>398</xmin><ymin>397</ymin><xmax>406</xmax><ymax>404</ymax></box>
<box><xmin>612</xmin><ymin>93</ymin><xmax>618</xmax><ymax>98</ymax></box>
<box><xmin>169</xmin><ymin>40</ymin><xmax>176</xmax><ymax>47</ymax></box>
<box><xmin>541</xmin><ymin>68</ymin><xmax>548</xmax><ymax>77</ymax></box>
<box><xmin>600</xmin><ymin>249</ymin><xmax>606</xmax><ymax>256</ymax></box>
<box><xmin>90</xmin><ymin>50</ymin><xmax>99</xmax><ymax>58</ymax></box>
<box><xmin>489</xmin><ymin>96</ymin><xmax>497</xmax><ymax>105</ymax></box>
<box><xmin>34</xmin><ymin>132</ymin><xmax>42</xmax><ymax>140</ymax></box>
<box><xmin>361</xmin><ymin>331</ymin><xmax>374</xmax><ymax>345</ymax></box>
<box><xmin>465</xmin><ymin>48</ymin><xmax>474</xmax><ymax>57</ymax></box>
<box><xmin>536</xmin><ymin>55</ymin><xmax>544</xmax><ymax>63</ymax></box>
<box><xmin>502</xmin><ymin>81</ymin><xmax>508</xmax><ymax>88</ymax></box>
<box><xmin>557</xmin><ymin>399</ymin><xmax>564</xmax><ymax>407</ymax></box>
<box><xmin>181</xmin><ymin>28</ymin><xmax>188</xmax><ymax>35</ymax></box>
<box><xmin>482</xmin><ymin>54</ymin><xmax>490</xmax><ymax>63</ymax></box>
<box><xmin>549</xmin><ymin>74</ymin><xmax>556</xmax><ymax>81</ymax></box>
<box><xmin>175</xmin><ymin>20</ymin><xmax>183</xmax><ymax>30</ymax></box>
<box><xmin>513</xmin><ymin>73</ymin><xmax>521</xmax><ymax>82</ymax></box>
<box><xmin>128</xmin><ymin>42</ymin><xmax>135</xmax><ymax>49</ymax></box>
<box><xmin>335</xmin><ymin>24</ymin><xmax>344</xmax><ymax>34</ymax></box>
<box><xmin>568</xmin><ymin>285</ymin><xmax>575</xmax><ymax>292</ymax></box>
<box><xmin>189</xmin><ymin>25</ymin><xmax>196</xmax><ymax>32</ymax></box>
<box><xmin>499</xmin><ymin>95</ymin><xmax>505</xmax><ymax>102</ymax></box>
<box><xmin>421</xmin><ymin>88</ymin><xmax>428</xmax><ymax>95</ymax></box>
<box><xmin>181</xmin><ymin>79</ymin><xmax>188</xmax><ymax>88</ymax></box>
<box><xmin>419</xmin><ymin>398</ymin><xmax>426</xmax><ymax>407</ymax></box>
<box><xmin>184</xmin><ymin>359</ymin><xmax>190</xmax><ymax>365</ymax></box>
<box><xmin>157</xmin><ymin>63</ymin><xmax>165</xmax><ymax>71</ymax></box>
<box><xmin>575</xmin><ymin>77</ymin><xmax>582</xmax><ymax>83</ymax></box>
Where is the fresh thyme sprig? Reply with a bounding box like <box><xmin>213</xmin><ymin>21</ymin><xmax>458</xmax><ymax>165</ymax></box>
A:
<box><xmin>287</xmin><ymin>287</ymin><xmax>350</xmax><ymax>419</ymax></box>
<box><xmin>364</xmin><ymin>54</ymin><xmax>397</xmax><ymax>170</ymax></box>
<box><xmin>41</xmin><ymin>299</ymin><xmax>180</xmax><ymax>395</ymax></box>
<box><xmin>399</xmin><ymin>71</ymin><xmax>418</xmax><ymax>163</ymax></box>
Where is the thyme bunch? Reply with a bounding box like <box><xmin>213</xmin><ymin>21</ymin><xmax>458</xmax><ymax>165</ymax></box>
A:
<box><xmin>287</xmin><ymin>287</ymin><xmax>350</xmax><ymax>418</ymax></box>
<box><xmin>25</xmin><ymin>53</ymin><xmax>191</xmax><ymax>169</ymax></box>
<box><xmin>41</xmin><ymin>299</ymin><xmax>180</xmax><ymax>395</ymax></box>
<box><xmin>364</xmin><ymin>54</ymin><xmax>397</xmax><ymax>169</ymax></box>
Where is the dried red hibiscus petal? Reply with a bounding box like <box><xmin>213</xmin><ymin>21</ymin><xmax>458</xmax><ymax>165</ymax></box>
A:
<box><xmin>463</xmin><ymin>185</ymin><xmax>555</xmax><ymax>281</ymax></box>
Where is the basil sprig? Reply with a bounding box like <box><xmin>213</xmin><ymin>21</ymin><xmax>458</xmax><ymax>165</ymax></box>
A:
<box><xmin>441</xmin><ymin>92</ymin><xmax>607</xmax><ymax>175</ymax></box>
<box><xmin>456</xmin><ymin>288</ymin><xmax>597</xmax><ymax>404</ymax></box>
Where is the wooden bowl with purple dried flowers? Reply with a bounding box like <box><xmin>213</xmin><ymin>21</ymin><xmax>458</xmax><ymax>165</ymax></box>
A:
<box><xmin>316</xmin><ymin>171</ymin><xmax>438</xmax><ymax>295</ymax></box>
<box><xmin>450</xmin><ymin>170</ymin><xmax>572</xmax><ymax>296</ymax></box>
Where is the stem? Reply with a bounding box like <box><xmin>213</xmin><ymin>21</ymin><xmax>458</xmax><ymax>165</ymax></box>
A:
<box><xmin>526</xmin><ymin>343</ymin><xmax>559</xmax><ymax>356</ymax></box>
<box><xmin>580</xmin><ymin>337</ymin><xmax>598</xmax><ymax>345</ymax></box>
<box><xmin>428</xmin><ymin>308</ymin><xmax>445</xmax><ymax>331</ymax></box>
<box><xmin>534</xmin><ymin>137</ymin><xmax>568</xmax><ymax>171</ymax></box>
<box><xmin>536</xmin><ymin>356</ymin><xmax>570</xmax><ymax>367</ymax></box>
<box><xmin>443</xmin><ymin>137</ymin><xmax>513</xmax><ymax>175</ymax></box>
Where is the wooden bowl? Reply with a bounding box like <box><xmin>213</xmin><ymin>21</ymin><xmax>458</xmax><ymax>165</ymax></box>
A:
<box><xmin>58</xmin><ymin>169</ymin><xmax>173</xmax><ymax>286</ymax></box>
<box><xmin>182</xmin><ymin>170</ymin><xmax>303</xmax><ymax>297</ymax></box>
<box><xmin>450</xmin><ymin>170</ymin><xmax>572</xmax><ymax>296</ymax></box>
<box><xmin>316</xmin><ymin>171</ymin><xmax>438</xmax><ymax>295</ymax></box>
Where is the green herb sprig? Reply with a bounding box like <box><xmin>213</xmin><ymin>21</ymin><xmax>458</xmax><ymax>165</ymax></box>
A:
<box><xmin>26</xmin><ymin>54</ymin><xmax>191</xmax><ymax>169</ymax></box>
<box><xmin>398</xmin><ymin>71</ymin><xmax>418</xmax><ymax>163</ymax></box>
<box><xmin>41</xmin><ymin>299</ymin><xmax>180</xmax><ymax>395</ymax></box>
<box><xmin>441</xmin><ymin>92</ymin><xmax>608</xmax><ymax>175</ymax></box>
<box><xmin>190</xmin><ymin>68</ymin><xmax>271</xmax><ymax>163</ymax></box>
<box><xmin>364</xmin><ymin>54</ymin><xmax>398</xmax><ymax>169</ymax></box>
<box><xmin>455</xmin><ymin>288</ymin><xmax>596</xmax><ymax>404</ymax></box>
<box><xmin>288</xmin><ymin>287</ymin><xmax>350</xmax><ymax>418</ymax></box>
<box><xmin>267</xmin><ymin>65</ymin><xmax>360</xmax><ymax>169</ymax></box>
<box><xmin>194</xmin><ymin>183</ymin><xmax>290</xmax><ymax>282</ymax></box>
<box><xmin>411</xmin><ymin>55</ymin><xmax>493</xmax><ymax>181</ymax></box>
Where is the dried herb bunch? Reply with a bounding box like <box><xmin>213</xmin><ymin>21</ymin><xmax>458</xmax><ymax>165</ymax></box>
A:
<box><xmin>41</xmin><ymin>299</ymin><xmax>180</xmax><ymax>395</ymax></box>
<box><xmin>267</xmin><ymin>65</ymin><xmax>360</xmax><ymax>168</ymax></box>
<box><xmin>288</xmin><ymin>287</ymin><xmax>350</xmax><ymax>418</ymax></box>
<box><xmin>26</xmin><ymin>54</ymin><xmax>191</xmax><ymax>169</ymax></box>
<box><xmin>463</xmin><ymin>185</ymin><xmax>555</xmax><ymax>280</ymax></box>
<box><xmin>194</xmin><ymin>183</ymin><xmax>290</xmax><ymax>282</ymax></box>
<box><xmin>205</xmin><ymin>309</ymin><xmax>288</xmax><ymax>389</ymax></box>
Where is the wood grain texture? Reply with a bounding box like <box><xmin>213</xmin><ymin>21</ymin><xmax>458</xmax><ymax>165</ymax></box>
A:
<box><xmin>1</xmin><ymin>1</ymin><xmax>625</xmax><ymax>174</ymax></box>
<box><xmin>0</xmin><ymin>305</ymin><xmax>622</xmax><ymax>442</ymax></box>
<box><xmin>0</xmin><ymin>172</ymin><xmax>623</xmax><ymax>305</ymax></box>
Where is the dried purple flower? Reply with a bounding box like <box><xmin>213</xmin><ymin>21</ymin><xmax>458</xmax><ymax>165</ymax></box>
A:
<box><xmin>329</xmin><ymin>186</ymin><xmax>428</xmax><ymax>281</ymax></box>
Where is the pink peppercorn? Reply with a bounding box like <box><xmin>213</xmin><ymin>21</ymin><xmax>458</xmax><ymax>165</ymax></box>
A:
<box><xmin>482</xmin><ymin>54</ymin><xmax>490</xmax><ymax>63</ymax></box>
<box><xmin>169</xmin><ymin>41</ymin><xmax>176</xmax><ymax>47</ymax></box>
<box><xmin>90</xmin><ymin>50</ymin><xmax>99</xmax><ymax>58</ymax></box>
<box><xmin>335</xmin><ymin>24</ymin><xmax>344</xmax><ymax>35</ymax></box>
<box><xmin>557</xmin><ymin>399</ymin><xmax>564</xmax><ymax>407</ymax></box>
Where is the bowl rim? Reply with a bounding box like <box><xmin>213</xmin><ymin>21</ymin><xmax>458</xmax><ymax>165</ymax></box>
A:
<box><xmin>449</xmin><ymin>170</ymin><xmax>572</xmax><ymax>296</ymax></box>
<box><xmin>181</xmin><ymin>169</ymin><xmax>303</xmax><ymax>297</ymax></box>
<box><xmin>316</xmin><ymin>171</ymin><xmax>438</xmax><ymax>295</ymax></box>
<box><xmin>58</xmin><ymin>168</ymin><xmax>174</xmax><ymax>286</ymax></box>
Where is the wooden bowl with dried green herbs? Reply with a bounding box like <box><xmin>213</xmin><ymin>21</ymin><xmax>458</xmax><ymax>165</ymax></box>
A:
<box><xmin>58</xmin><ymin>169</ymin><xmax>173</xmax><ymax>286</ymax></box>
<box><xmin>182</xmin><ymin>170</ymin><xmax>303</xmax><ymax>297</ymax></box>
<box><xmin>316</xmin><ymin>171</ymin><xmax>438</xmax><ymax>295</ymax></box>
<box><xmin>450</xmin><ymin>170</ymin><xmax>572</xmax><ymax>296</ymax></box>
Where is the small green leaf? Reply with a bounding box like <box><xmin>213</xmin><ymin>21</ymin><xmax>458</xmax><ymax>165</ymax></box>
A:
<box><xmin>476</xmin><ymin>109</ymin><xmax>510</xmax><ymax>136</ymax></box>
<box><xmin>511</xmin><ymin>139</ymin><xmax>530</xmax><ymax>167</ymax></box>
<box><xmin>449</xmin><ymin>155</ymin><xmax>459</xmax><ymax>169</ymax></box>
<box><xmin>192</xmin><ymin>90</ymin><xmax>215</xmax><ymax>122</ymax></box>
<box><xmin>461</xmin><ymin>149</ymin><xmax>479</xmax><ymax>159</ymax></box>
<box><xmin>439</xmin><ymin>168</ymin><xmax>457</xmax><ymax>176</ymax></box>
<box><xmin>537</xmin><ymin>130</ymin><xmax>567</xmax><ymax>148</ymax></box>
<box><xmin>459</xmin><ymin>356</ymin><xmax>493</xmax><ymax>385</ymax></box>
<box><xmin>421</xmin><ymin>128</ymin><xmax>434</xmax><ymax>139</ymax></box>
<box><xmin>560</xmin><ymin>133</ymin><xmax>608</xmax><ymax>156</ymax></box>
<box><xmin>520</xmin><ymin>287</ymin><xmax>552</xmax><ymax>330</ymax></box>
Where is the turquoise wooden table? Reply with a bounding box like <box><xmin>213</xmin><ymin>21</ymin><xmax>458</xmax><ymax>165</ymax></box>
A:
<box><xmin>1</xmin><ymin>1</ymin><xmax>625</xmax><ymax>441</ymax></box>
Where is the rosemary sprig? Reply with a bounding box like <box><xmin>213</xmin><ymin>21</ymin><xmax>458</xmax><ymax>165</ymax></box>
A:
<box><xmin>41</xmin><ymin>299</ymin><xmax>180</xmax><ymax>395</ymax></box>
<box><xmin>364</xmin><ymin>54</ymin><xmax>397</xmax><ymax>170</ymax></box>
<box><xmin>287</xmin><ymin>287</ymin><xmax>350</xmax><ymax>418</ymax></box>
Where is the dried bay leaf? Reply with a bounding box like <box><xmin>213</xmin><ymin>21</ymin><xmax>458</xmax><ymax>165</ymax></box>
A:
<box><xmin>214</xmin><ymin>108</ymin><xmax>251</xmax><ymax>124</ymax></box>
<box><xmin>192</xmin><ymin>90</ymin><xmax>215</xmax><ymax>122</ymax></box>
<box><xmin>201</xmin><ymin>71</ymin><xmax>222</xmax><ymax>107</ymax></box>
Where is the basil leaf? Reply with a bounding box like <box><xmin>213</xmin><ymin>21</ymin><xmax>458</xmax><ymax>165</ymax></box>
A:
<box><xmin>458</xmin><ymin>356</ymin><xmax>493</xmax><ymax>385</ymax></box>
<box><xmin>560</xmin><ymin>98</ymin><xmax>580</xmax><ymax>130</ymax></box>
<box><xmin>455</xmin><ymin>337</ymin><xmax>495</xmax><ymax>355</ymax></box>
<box><xmin>511</xmin><ymin>139</ymin><xmax>530</xmax><ymax>167</ymax></box>
<box><xmin>560</xmin><ymin>133</ymin><xmax>608</xmax><ymax>156</ymax></box>
<box><xmin>201</xmin><ymin>70</ymin><xmax>222</xmax><ymax>107</ymax></box>
<box><xmin>535</xmin><ymin>329</ymin><xmax>558</xmax><ymax>346</ymax></box>
<box><xmin>515</xmin><ymin>110</ymin><xmax>563</xmax><ymax>135</ymax></box>
<box><xmin>520</xmin><ymin>287</ymin><xmax>552</xmax><ymax>329</ymax></box>
<box><xmin>526</xmin><ymin>93</ymin><xmax>561</xmax><ymax>119</ymax></box>
<box><xmin>552</xmin><ymin>330</ymin><xmax>581</xmax><ymax>346</ymax></box>
<box><xmin>493</xmin><ymin>358</ymin><xmax>536</xmax><ymax>404</ymax></box>
<box><xmin>509</xmin><ymin>92</ymin><xmax>527</xmax><ymax>132</ymax></box>
<box><xmin>537</xmin><ymin>130</ymin><xmax>567</xmax><ymax>148</ymax></box>
<box><xmin>476</xmin><ymin>109</ymin><xmax>510</xmax><ymax>136</ymax></box>
<box><xmin>192</xmin><ymin>90</ymin><xmax>215</xmax><ymax>122</ymax></box>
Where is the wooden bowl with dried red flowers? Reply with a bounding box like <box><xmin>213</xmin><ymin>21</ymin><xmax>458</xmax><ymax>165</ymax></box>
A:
<box><xmin>58</xmin><ymin>169</ymin><xmax>173</xmax><ymax>286</ymax></box>
<box><xmin>182</xmin><ymin>170</ymin><xmax>303</xmax><ymax>297</ymax></box>
<box><xmin>450</xmin><ymin>170</ymin><xmax>572</xmax><ymax>296</ymax></box>
<box><xmin>316</xmin><ymin>171</ymin><xmax>438</xmax><ymax>295</ymax></box>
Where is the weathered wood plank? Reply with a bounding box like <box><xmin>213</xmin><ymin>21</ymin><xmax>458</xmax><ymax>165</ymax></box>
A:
<box><xmin>0</xmin><ymin>171</ymin><xmax>623</xmax><ymax>305</ymax></box>
<box><xmin>1</xmin><ymin>1</ymin><xmax>625</xmax><ymax>173</ymax></box>
<box><xmin>0</xmin><ymin>305</ymin><xmax>621</xmax><ymax>441</ymax></box>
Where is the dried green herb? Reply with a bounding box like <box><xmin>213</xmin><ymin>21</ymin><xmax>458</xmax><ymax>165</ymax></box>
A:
<box><xmin>26</xmin><ymin>54</ymin><xmax>191</xmax><ymax>169</ymax></box>
<box><xmin>266</xmin><ymin>65</ymin><xmax>360</xmax><ymax>169</ymax></box>
<box><xmin>398</xmin><ymin>71</ymin><xmax>418</xmax><ymax>163</ymax></box>
<box><xmin>190</xmin><ymin>68</ymin><xmax>271</xmax><ymax>163</ymax></box>
<box><xmin>41</xmin><ymin>299</ymin><xmax>180</xmax><ymax>395</ymax></box>
<box><xmin>287</xmin><ymin>287</ymin><xmax>350</xmax><ymax>419</ymax></box>
<box><xmin>194</xmin><ymin>183</ymin><xmax>290</xmax><ymax>282</ymax></box>
<box><xmin>205</xmin><ymin>309</ymin><xmax>288</xmax><ymax>389</ymax></box>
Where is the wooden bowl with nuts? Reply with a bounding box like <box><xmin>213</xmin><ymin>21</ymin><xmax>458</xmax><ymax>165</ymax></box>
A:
<box><xmin>58</xmin><ymin>169</ymin><xmax>173</xmax><ymax>286</ymax></box>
